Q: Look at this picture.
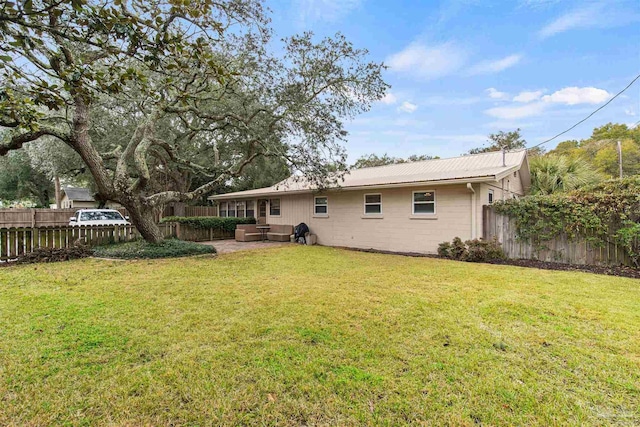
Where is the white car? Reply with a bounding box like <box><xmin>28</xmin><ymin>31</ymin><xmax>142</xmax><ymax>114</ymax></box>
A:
<box><xmin>70</xmin><ymin>209</ymin><xmax>130</xmax><ymax>226</ymax></box>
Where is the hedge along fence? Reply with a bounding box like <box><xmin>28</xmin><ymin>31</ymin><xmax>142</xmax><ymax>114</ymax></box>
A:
<box><xmin>492</xmin><ymin>177</ymin><xmax>640</xmax><ymax>268</ymax></box>
<box><xmin>160</xmin><ymin>216</ymin><xmax>256</xmax><ymax>242</ymax></box>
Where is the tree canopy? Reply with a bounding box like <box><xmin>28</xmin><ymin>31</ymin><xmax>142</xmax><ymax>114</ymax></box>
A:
<box><xmin>0</xmin><ymin>0</ymin><xmax>387</xmax><ymax>241</ymax></box>
<box><xmin>352</xmin><ymin>153</ymin><xmax>438</xmax><ymax>169</ymax></box>
<box><xmin>548</xmin><ymin>123</ymin><xmax>640</xmax><ymax>178</ymax></box>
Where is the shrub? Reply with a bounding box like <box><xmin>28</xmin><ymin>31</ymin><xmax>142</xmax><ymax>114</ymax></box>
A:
<box><xmin>451</xmin><ymin>237</ymin><xmax>467</xmax><ymax>260</ymax></box>
<box><xmin>463</xmin><ymin>238</ymin><xmax>505</xmax><ymax>262</ymax></box>
<box><xmin>94</xmin><ymin>239</ymin><xmax>216</xmax><ymax>259</ymax></box>
<box><xmin>16</xmin><ymin>243</ymin><xmax>93</xmax><ymax>264</ymax></box>
<box><xmin>437</xmin><ymin>237</ymin><xmax>505</xmax><ymax>263</ymax></box>
<box><xmin>160</xmin><ymin>216</ymin><xmax>255</xmax><ymax>232</ymax></box>
<box><xmin>437</xmin><ymin>241</ymin><xmax>452</xmax><ymax>258</ymax></box>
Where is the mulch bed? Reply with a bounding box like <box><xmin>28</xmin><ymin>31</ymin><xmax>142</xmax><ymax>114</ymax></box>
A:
<box><xmin>340</xmin><ymin>247</ymin><xmax>640</xmax><ymax>279</ymax></box>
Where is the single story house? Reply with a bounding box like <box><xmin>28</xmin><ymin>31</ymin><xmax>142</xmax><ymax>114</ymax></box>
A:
<box><xmin>209</xmin><ymin>150</ymin><xmax>530</xmax><ymax>254</ymax></box>
<box><xmin>59</xmin><ymin>187</ymin><xmax>122</xmax><ymax>210</ymax></box>
<box><xmin>60</xmin><ymin>187</ymin><xmax>97</xmax><ymax>209</ymax></box>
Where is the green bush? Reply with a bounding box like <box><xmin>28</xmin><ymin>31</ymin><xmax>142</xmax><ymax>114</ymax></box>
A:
<box><xmin>464</xmin><ymin>238</ymin><xmax>505</xmax><ymax>262</ymax></box>
<box><xmin>437</xmin><ymin>241</ymin><xmax>451</xmax><ymax>258</ymax></box>
<box><xmin>438</xmin><ymin>237</ymin><xmax>505</xmax><ymax>263</ymax></box>
<box><xmin>94</xmin><ymin>239</ymin><xmax>216</xmax><ymax>259</ymax></box>
<box><xmin>160</xmin><ymin>216</ymin><xmax>255</xmax><ymax>232</ymax></box>
<box><xmin>451</xmin><ymin>237</ymin><xmax>467</xmax><ymax>260</ymax></box>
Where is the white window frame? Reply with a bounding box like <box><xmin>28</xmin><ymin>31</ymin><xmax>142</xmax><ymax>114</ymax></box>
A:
<box><xmin>246</xmin><ymin>200</ymin><xmax>255</xmax><ymax>219</ymax></box>
<box><xmin>269</xmin><ymin>198</ymin><xmax>281</xmax><ymax>217</ymax></box>
<box><xmin>314</xmin><ymin>196</ymin><xmax>329</xmax><ymax>216</ymax></box>
<box><xmin>363</xmin><ymin>193</ymin><xmax>382</xmax><ymax>215</ymax></box>
<box><xmin>236</xmin><ymin>200</ymin><xmax>246</xmax><ymax>218</ymax></box>
<box><xmin>412</xmin><ymin>190</ymin><xmax>436</xmax><ymax>215</ymax></box>
<box><xmin>488</xmin><ymin>189</ymin><xmax>494</xmax><ymax>205</ymax></box>
<box><xmin>228</xmin><ymin>200</ymin><xmax>236</xmax><ymax>217</ymax></box>
<box><xmin>220</xmin><ymin>201</ymin><xmax>228</xmax><ymax>217</ymax></box>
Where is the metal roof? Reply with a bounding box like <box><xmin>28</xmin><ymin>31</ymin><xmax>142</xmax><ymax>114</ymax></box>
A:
<box><xmin>209</xmin><ymin>149</ymin><xmax>528</xmax><ymax>200</ymax></box>
<box><xmin>62</xmin><ymin>187</ymin><xmax>95</xmax><ymax>202</ymax></box>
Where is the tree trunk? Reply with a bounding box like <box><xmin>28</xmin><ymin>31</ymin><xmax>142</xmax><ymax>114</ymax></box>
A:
<box><xmin>173</xmin><ymin>202</ymin><xmax>186</xmax><ymax>217</ymax></box>
<box><xmin>126</xmin><ymin>203</ymin><xmax>165</xmax><ymax>243</ymax></box>
<box><xmin>54</xmin><ymin>176</ymin><xmax>61</xmax><ymax>209</ymax></box>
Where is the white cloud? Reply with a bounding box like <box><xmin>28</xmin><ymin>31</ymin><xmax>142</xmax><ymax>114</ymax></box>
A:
<box><xmin>538</xmin><ymin>4</ymin><xmax>640</xmax><ymax>39</ymax></box>
<box><xmin>486</xmin><ymin>88</ymin><xmax>509</xmax><ymax>100</ymax></box>
<box><xmin>513</xmin><ymin>90</ymin><xmax>544</xmax><ymax>103</ymax></box>
<box><xmin>541</xmin><ymin>87</ymin><xmax>610</xmax><ymax>105</ymax></box>
<box><xmin>379</xmin><ymin>92</ymin><xmax>397</xmax><ymax>105</ymax></box>
<box><xmin>295</xmin><ymin>0</ymin><xmax>361</xmax><ymax>25</ymax></box>
<box><xmin>398</xmin><ymin>101</ymin><xmax>418</xmax><ymax>113</ymax></box>
<box><xmin>538</xmin><ymin>6</ymin><xmax>599</xmax><ymax>38</ymax></box>
<box><xmin>485</xmin><ymin>102</ymin><xmax>546</xmax><ymax>120</ymax></box>
<box><xmin>625</xmin><ymin>107</ymin><xmax>636</xmax><ymax>117</ymax></box>
<box><xmin>386</xmin><ymin>41</ymin><xmax>467</xmax><ymax>80</ymax></box>
<box><xmin>468</xmin><ymin>54</ymin><xmax>522</xmax><ymax>75</ymax></box>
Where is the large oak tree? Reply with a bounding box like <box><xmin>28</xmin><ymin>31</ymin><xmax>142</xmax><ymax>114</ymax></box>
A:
<box><xmin>0</xmin><ymin>0</ymin><xmax>387</xmax><ymax>242</ymax></box>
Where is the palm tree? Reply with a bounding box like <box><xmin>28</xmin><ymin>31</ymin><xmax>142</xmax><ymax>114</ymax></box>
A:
<box><xmin>530</xmin><ymin>155</ymin><xmax>602</xmax><ymax>195</ymax></box>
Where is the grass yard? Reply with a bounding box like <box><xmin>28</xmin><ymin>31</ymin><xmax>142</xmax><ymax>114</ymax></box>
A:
<box><xmin>1</xmin><ymin>246</ymin><xmax>638</xmax><ymax>426</ymax></box>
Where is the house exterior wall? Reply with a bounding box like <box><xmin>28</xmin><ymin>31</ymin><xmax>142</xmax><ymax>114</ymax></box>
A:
<box><xmin>60</xmin><ymin>195</ymin><xmax>97</xmax><ymax>209</ymax></box>
<box><xmin>260</xmin><ymin>184</ymin><xmax>477</xmax><ymax>254</ymax></box>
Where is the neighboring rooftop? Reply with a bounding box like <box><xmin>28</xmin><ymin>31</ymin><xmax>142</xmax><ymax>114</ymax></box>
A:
<box><xmin>209</xmin><ymin>149</ymin><xmax>529</xmax><ymax>200</ymax></box>
<box><xmin>62</xmin><ymin>187</ymin><xmax>95</xmax><ymax>202</ymax></box>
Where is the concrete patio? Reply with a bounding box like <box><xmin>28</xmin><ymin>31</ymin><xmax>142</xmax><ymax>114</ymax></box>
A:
<box><xmin>202</xmin><ymin>239</ymin><xmax>291</xmax><ymax>254</ymax></box>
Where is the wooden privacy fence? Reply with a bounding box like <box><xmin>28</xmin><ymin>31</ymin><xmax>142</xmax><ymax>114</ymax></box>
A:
<box><xmin>0</xmin><ymin>208</ymin><xmax>128</xmax><ymax>228</ymax></box>
<box><xmin>0</xmin><ymin>224</ymin><xmax>176</xmax><ymax>262</ymax></box>
<box><xmin>0</xmin><ymin>206</ymin><xmax>217</xmax><ymax>228</ymax></box>
<box><xmin>162</xmin><ymin>205</ymin><xmax>218</xmax><ymax>218</ymax></box>
<box><xmin>171</xmin><ymin>222</ymin><xmax>234</xmax><ymax>242</ymax></box>
<box><xmin>483</xmin><ymin>206</ymin><xmax>635</xmax><ymax>267</ymax></box>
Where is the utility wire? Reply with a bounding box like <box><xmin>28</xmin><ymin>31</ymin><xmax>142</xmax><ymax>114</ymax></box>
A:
<box><xmin>528</xmin><ymin>73</ymin><xmax>640</xmax><ymax>150</ymax></box>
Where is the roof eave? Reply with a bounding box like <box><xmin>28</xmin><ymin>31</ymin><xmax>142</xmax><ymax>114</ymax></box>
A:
<box><xmin>208</xmin><ymin>175</ymin><xmax>499</xmax><ymax>200</ymax></box>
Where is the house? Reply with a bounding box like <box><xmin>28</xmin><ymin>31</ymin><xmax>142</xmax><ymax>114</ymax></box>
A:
<box><xmin>209</xmin><ymin>150</ymin><xmax>530</xmax><ymax>254</ymax></box>
<box><xmin>60</xmin><ymin>187</ymin><xmax>97</xmax><ymax>209</ymax></box>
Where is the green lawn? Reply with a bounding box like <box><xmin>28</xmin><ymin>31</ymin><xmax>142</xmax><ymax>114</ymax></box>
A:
<box><xmin>1</xmin><ymin>246</ymin><xmax>638</xmax><ymax>426</ymax></box>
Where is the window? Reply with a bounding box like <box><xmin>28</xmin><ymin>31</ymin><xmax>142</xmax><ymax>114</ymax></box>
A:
<box><xmin>246</xmin><ymin>200</ymin><xmax>255</xmax><ymax>218</ymax></box>
<box><xmin>413</xmin><ymin>190</ymin><xmax>436</xmax><ymax>215</ymax></box>
<box><xmin>314</xmin><ymin>196</ymin><xmax>328</xmax><ymax>216</ymax></box>
<box><xmin>488</xmin><ymin>190</ymin><xmax>494</xmax><ymax>205</ymax></box>
<box><xmin>220</xmin><ymin>202</ymin><xmax>227</xmax><ymax>217</ymax></box>
<box><xmin>364</xmin><ymin>194</ymin><xmax>382</xmax><ymax>214</ymax></box>
<box><xmin>80</xmin><ymin>211</ymin><xmax>125</xmax><ymax>221</ymax></box>
<box><xmin>269</xmin><ymin>198</ymin><xmax>281</xmax><ymax>216</ymax></box>
<box><xmin>236</xmin><ymin>201</ymin><xmax>246</xmax><ymax>218</ymax></box>
<box><xmin>228</xmin><ymin>200</ymin><xmax>236</xmax><ymax>217</ymax></box>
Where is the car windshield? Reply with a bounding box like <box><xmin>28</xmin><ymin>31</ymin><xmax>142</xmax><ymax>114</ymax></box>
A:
<box><xmin>80</xmin><ymin>211</ymin><xmax>124</xmax><ymax>221</ymax></box>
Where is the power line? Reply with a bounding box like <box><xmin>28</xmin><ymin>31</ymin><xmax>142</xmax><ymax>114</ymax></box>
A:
<box><xmin>528</xmin><ymin>73</ymin><xmax>640</xmax><ymax>150</ymax></box>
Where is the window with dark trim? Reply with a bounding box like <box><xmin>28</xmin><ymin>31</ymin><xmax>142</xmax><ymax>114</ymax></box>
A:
<box><xmin>314</xmin><ymin>196</ymin><xmax>328</xmax><ymax>215</ymax></box>
<box><xmin>488</xmin><ymin>190</ymin><xmax>494</xmax><ymax>205</ymax></box>
<box><xmin>269</xmin><ymin>198</ymin><xmax>281</xmax><ymax>216</ymax></box>
<box><xmin>412</xmin><ymin>190</ymin><xmax>436</xmax><ymax>214</ymax></box>
<box><xmin>220</xmin><ymin>201</ymin><xmax>228</xmax><ymax>217</ymax></box>
<box><xmin>364</xmin><ymin>193</ymin><xmax>382</xmax><ymax>214</ymax></box>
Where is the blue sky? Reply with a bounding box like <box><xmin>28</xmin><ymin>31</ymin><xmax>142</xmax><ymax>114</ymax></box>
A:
<box><xmin>269</xmin><ymin>0</ymin><xmax>640</xmax><ymax>160</ymax></box>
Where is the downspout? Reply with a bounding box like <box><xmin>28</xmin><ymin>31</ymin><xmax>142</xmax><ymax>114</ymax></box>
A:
<box><xmin>466</xmin><ymin>183</ymin><xmax>476</xmax><ymax>240</ymax></box>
